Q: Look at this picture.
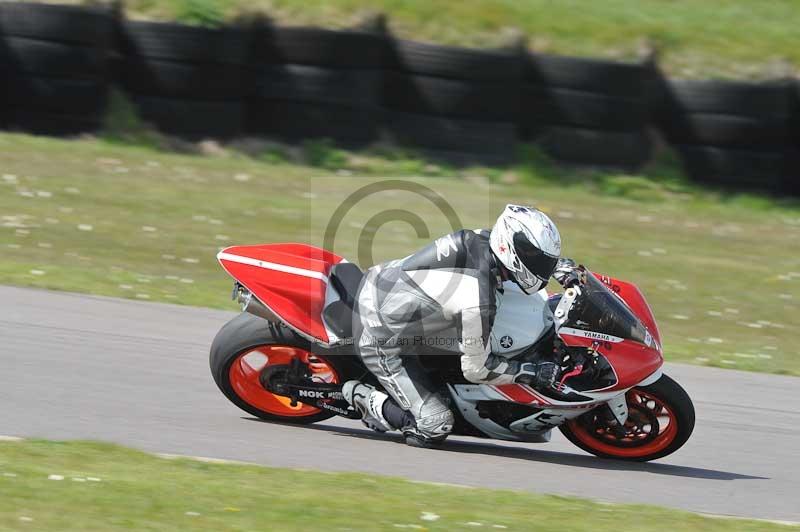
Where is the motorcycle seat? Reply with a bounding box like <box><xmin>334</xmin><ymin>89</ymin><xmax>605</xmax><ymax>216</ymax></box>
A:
<box><xmin>330</xmin><ymin>262</ymin><xmax>364</xmax><ymax>308</ymax></box>
<box><xmin>323</xmin><ymin>262</ymin><xmax>364</xmax><ymax>339</ymax></box>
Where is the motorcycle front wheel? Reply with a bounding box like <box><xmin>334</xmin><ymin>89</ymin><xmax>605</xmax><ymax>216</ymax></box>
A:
<box><xmin>559</xmin><ymin>374</ymin><xmax>695</xmax><ymax>462</ymax></box>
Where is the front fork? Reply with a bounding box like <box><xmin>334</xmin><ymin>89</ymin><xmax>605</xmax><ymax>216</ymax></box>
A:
<box><xmin>599</xmin><ymin>370</ymin><xmax>662</xmax><ymax>432</ymax></box>
<box><xmin>600</xmin><ymin>394</ymin><xmax>630</xmax><ymax>437</ymax></box>
<box><xmin>260</xmin><ymin>358</ymin><xmax>361</xmax><ymax>419</ymax></box>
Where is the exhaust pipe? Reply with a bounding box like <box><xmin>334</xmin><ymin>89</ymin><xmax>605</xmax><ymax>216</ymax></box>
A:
<box><xmin>233</xmin><ymin>283</ymin><xmax>281</xmax><ymax>323</ymax></box>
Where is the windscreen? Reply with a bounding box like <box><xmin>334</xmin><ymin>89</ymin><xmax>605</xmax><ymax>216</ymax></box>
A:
<box><xmin>563</xmin><ymin>274</ymin><xmax>649</xmax><ymax>344</ymax></box>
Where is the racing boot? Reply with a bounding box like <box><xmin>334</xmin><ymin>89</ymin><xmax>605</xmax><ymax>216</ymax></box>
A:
<box><xmin>403</xmin><ymin>429</ymin><xmax>446</xmax><ymax>448</ymax></box>
<box><xmin>401</xmin><ymin>422</ymin><xmax>449</xmax><ymax>449</ymax></box>
<box><xmin>396</xmin><ymin>407</ymin><xmax>453</xmax><ymax>449</ymax></box>
<box><xmin>342</xmin><ymin>380</ymin><xmax>393</xmax><ymax>433</ymax></box>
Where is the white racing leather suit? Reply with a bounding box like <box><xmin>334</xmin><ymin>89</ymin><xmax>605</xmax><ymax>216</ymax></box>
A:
<box><xmin>353</xmin><ymin>229</ymin><xmax>544</xmax><ymax>440</ymax></box>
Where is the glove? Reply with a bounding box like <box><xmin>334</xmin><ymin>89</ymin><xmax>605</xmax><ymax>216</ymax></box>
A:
<box><xmin>553</xmin><ymin>258</ymin><xmax>583</xmax><ymax>288</ymax></box>
<box><xmin>514</xmin><ymin>361</ymin><xmax>560</xmax><ymax>391</ymax></box>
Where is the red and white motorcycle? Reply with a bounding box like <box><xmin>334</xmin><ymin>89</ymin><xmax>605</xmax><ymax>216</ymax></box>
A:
<box><xmin>210</xmin><ymin>243</ymin><xmax>695</xmax><ymax>462</ymax></box>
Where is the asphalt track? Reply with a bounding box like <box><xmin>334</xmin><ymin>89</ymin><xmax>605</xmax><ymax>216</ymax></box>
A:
<box><xmin>2</xmin><ymin>285</ymin><xmax>798</xmax><ymax>522</ymax></box>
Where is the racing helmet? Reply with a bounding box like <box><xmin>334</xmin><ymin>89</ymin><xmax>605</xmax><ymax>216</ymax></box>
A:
<box><xmin>490</xmin><ymin>204</ymin><xmax>561</xmax><ymax>294</ymax></box>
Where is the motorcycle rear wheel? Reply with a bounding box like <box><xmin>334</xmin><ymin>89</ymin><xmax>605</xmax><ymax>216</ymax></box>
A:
<box><xmin>210</xmin><ymin>313</ymin><xmax>348</xmax><ymax>424</ymax></box>
<box><xmin>559</xmin><ymin>374</ymin><xmax>695</xmax><ymax>462</ymax></box>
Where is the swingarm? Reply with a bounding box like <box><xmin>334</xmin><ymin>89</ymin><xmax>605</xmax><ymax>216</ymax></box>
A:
<box><xmin>259</xmin><ymin>358</ymin><xmax>361</xmax><ymax>419</ymax></box>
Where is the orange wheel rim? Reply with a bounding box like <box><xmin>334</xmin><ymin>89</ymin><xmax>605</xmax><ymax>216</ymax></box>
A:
<box><xmin>567</xmin><ymin>389</ymin><xmax>679</xmax><ymax>459</ymax></box>
<box><xmin>228</xmin><ymin>345</ymin><xmax>339</xmax><ymax>417</ymax></box>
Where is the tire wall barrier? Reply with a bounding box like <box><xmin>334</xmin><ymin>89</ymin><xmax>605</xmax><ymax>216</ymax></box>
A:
<box><xmin>522</xmin><ymin>54</ymin><xmax>653</xmax><ymax>169</ymax></box>
<box><xmin>0</xmin><ymin>3</ymin><xmax>113</xmax><ymax>134</ymax></box>
<box><xmin>382</xmin><ymin>40</ymin><xmax>521</xmax><ymax>162</ymax></box>
<box><xmin>0</xmin><ymin>2</ymin><xmax>797</xmax><ymax>194</ymax></box>
<box><xmin>116</xmin><ymin>20</ymin><xmax>250</xmax><ymax>139</ymax></box>
<box><xmin>653</xmin><ymin>78</ymin><xmax>798</xmax><ymax>194</ymax></box>
<box><xmin>248</xmin><ymin>27</ymin><xmax>385</xmax><ymax>146</ymax></box>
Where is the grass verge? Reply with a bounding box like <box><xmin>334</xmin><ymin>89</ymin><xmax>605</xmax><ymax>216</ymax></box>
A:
<box><xmin>0</xmin><ymin>439</ymin><xmax>793</xmax><ymax>531</ymax></box>
<box><xmin>0</xmin><ymin>132</ymin><xmax>798</xmax><ymax>375</ymax></box>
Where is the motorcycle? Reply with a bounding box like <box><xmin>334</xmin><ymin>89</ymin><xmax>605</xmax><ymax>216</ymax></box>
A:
<box><xmin>210</xmin><ymin>243</ymin><xmax>695</xmax><ymax>462</ymax></box>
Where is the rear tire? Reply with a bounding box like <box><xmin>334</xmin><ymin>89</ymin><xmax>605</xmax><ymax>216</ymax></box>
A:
<box><xmin>560</xmin><ymin>374</ymin><xmax>695</xmax><ymax>462</ymax></box>
<box><xmin>210</xmin><ymin>313</ymin><xmax>346</xmax><ymax>424</ymax></box>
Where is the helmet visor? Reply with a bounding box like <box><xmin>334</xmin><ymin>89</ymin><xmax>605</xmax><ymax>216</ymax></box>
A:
<box><xmin>512</xmin><ymin>231</ymin><xmax>558</xmax><ymax>280</ymax></box>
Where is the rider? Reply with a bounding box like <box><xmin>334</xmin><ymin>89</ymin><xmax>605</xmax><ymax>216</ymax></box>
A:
<box><xmin>342</xmin><ymin>204</ymin><xmax>580</xmax><ymax>447</ymax></box>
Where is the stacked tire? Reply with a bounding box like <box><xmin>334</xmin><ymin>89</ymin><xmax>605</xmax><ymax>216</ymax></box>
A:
<box><xmin>520</xmin><ymin>53</ymin><xmax>652</xmax><ymax>169</ymax></box>
<box><xmin>247</xmin><ymin>26</ymin><xmax>385</xmax><ymax>146</ymax></box>
<box><xmin>116</xmin><ymin>20</ymin><xmax>250</xmax><ymax>139</ymax></box>
<box><xmin>0</xmin><ymin>3</ymin><xmax>113</xmax><ymax>135</ymax></box>
<box><xmin>656</xmin><ymin>79</ymin><xmax>797</xmax><ymax>193</ymax></box>
<box><xmin>382</xmin><ymin>40</ymin><xmax>521</xmax><ymax>163</ymax></box>
<box><xmin>792</xmin><ymin>82</ymin><xmax>800</xmax><ymax>195</ymax></box>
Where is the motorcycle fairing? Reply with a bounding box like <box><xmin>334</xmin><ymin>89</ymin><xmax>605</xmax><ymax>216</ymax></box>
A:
<box><xmin>484</xmin><ymin>269</ymin><xmax>664</xmax><ymax>408</ymax></box>
<box><xmin>558</xmin><ymin>333</ymin><xmax>661</xmax><ymax>391</ymax></box>
<box><xmin>593</xmin><ymin>273</ymin><xmax>662</xmax><ymax>347</ymax></box>
<box><xmin>217</xmin><ymin>243</ymin><xmax>343</xmax><ymax>344</ymax></box>
<box><xmin>449</xmin><ymin>383</ymin><xmax>600</xmax><ymax>441</ymax></box>
<box><xmin>592</xmin><ymin>272</ymin><xmax>663</xmax><ymax>389</ymax></box>
<box><xmin>555</xmin><ymin>272</ymin><xmax>664</xmax><ymax>391</ymax></box>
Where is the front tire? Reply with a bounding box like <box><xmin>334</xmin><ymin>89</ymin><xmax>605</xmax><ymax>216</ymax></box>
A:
<box><xmin>210</xmin><ymin>313</ymin><xmax>345</xmax><ymax>424</ymax></box>
<box><xmin>560</xmin><ymin>374</ymin><xmax>695</xmax><ymax>462</ymax></box>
